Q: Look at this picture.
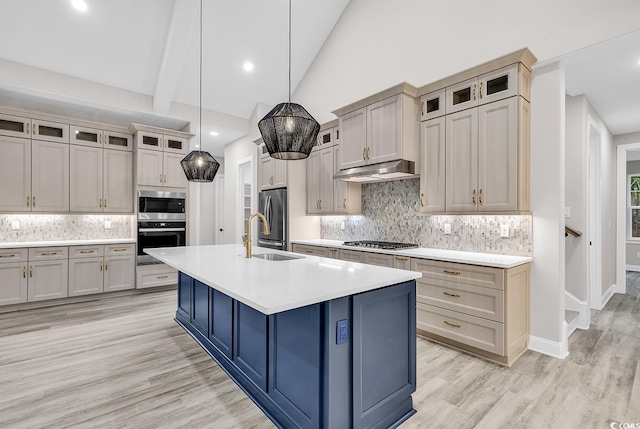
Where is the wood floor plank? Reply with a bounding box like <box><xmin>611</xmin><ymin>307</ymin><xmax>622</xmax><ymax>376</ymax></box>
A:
<box><xmin>1</xmin><ymin>277</ymin><xmax>639</xmax><ymax>429</ymax></box>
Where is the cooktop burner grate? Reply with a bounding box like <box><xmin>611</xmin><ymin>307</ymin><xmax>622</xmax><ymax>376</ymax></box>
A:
<box><xmin>343</xmin><ymin>240</ymin><xmax>419</xmax><ymax>250</ymax></box>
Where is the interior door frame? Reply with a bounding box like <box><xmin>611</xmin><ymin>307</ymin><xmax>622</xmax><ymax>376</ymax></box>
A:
<box><xmin>587</xmin><ymin>116</ymin><xmax>602</xmax><ymax>310</ymax></box>
<box><xmin>616</xmin><ymin>142</ymin><xmax>640</xmax><ymax>297</ymax></box>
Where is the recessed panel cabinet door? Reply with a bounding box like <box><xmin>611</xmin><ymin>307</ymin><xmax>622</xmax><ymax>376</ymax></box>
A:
<box><xmin>333</xmin><ymin>144</ymin><xmax>348</xmax><ymax>214</ymax></box>
<box><xmin>478</xmin><ymin>98</ymin><xmax>518</xmax><ymax>211</ymax></box>
<box><xmin>319</xmin><ymin>146</ymin><xmax>334</xmax><ymax>213</ymax></box>
<box><xmin>0</xmin><ymin>136</ymin><xmax>31</xmax><ymax>211</ymax></box>
<box><xmin>339</xmin><ymin>107</ymin><xmax>367</xmax><ymax>170</ymax></box>
<box><xmin>31</xmin><ymin>140</ymin><xmax>69</xmax><ymax>212</ymax></box>
<box><xmin>103</xmin><ymin>150</ymin><xmax>133</xmax><ymax>213</ymax></box>
<box><xmin>419</xmin><ymin>117</ymin><xmax>446</xmax><ymax>213</ymax></box>
<box><xmin>0</xmin><ymin>262</ymin><xmax>28</xmax><ymax>305</ymax></box>
<box><xmin>70</xmin><ymin>145</ymin><xmax>103</xmax><ymax>212</ymax></box>
<box><xmin>446</xmin><ymin>109</ymin><xmax>478</xmax><ymax>212</ymax></box>
<box><xmin>367</xmin><ymin>94</ymin><xmax>402</xmax><ymax>164</ymax></box>
<box><xmin>28</xmin><ymin>260</ymin><xmax>69</xmax><ymax>301</ymax></box>
<box><xmin>163</xmin><ymin>152</ymin><xmax>187</xmax><ymax>188</ymax></box>
<box><xmin>137</xmin><ymin>149</ymin><xmax>163</xmax><ymax>187</ymax></box>
<box><xmin>104</xmin><ymin>255</ymin><xmax>135</xmax><ymax>292</ymax></box>
<box><xmin>306</xmin><ymin>151</ymin><xmax>320</xmax><ymax>214</ymax></box>
<box><xmin>69</xmin><ymin>257</ymin><xmax>104</xmax><ymax>296</ymax></box>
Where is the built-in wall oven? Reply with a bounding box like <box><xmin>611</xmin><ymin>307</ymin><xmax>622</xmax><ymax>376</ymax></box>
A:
<box><xmin>137</xmin><ymin>190</ymin><xmax>186</xmax><ymax>265</ymax></box>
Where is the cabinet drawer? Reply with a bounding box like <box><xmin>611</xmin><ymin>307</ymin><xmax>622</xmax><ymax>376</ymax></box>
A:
<box><xmin>417</xmin><ymin>303</ymin><xmax>504</xmax><ymax>355</ymax></box>
<box><xmin>0</xmin><ymin>248</ymin><xmax>28</xmax><ymax>263</ymax></box>
<box><xmin>69</xmin><ymin>245</ymin><xmax>104</xmax><ymax>258</ymax></box>
<box><xmin>137</xmin><ymin>268</ymin><xmax>178</xmax><ymax>289</ymax></box>
<box><xmin>363</xmin><ymin>252</ymin><xmax>394</xmax><ymax>268</ymax></box>
<box><xmin>339</xmin><ymin>249</ymin><xmax>364</xmax><ymax>263</ymax></box>
<box><xmin>411</xmin><ymin>259</ymin><xmax>504</xmax><ymax>290</ymax></box>
<box><xmin>416</xmin><ymin>279</ymin><xmax>504</xmax><ymax>322</ymax></box>
<box><xmin>105</xmin><ymin>243</ymin><xmax>135</xmax><ymax>256</ymax></box>
<box><xmin>291</xmin><ymin>244</ymin><xmax>330</xmax><ymax>258</ymax></box>
<box><xmin>29</xmin><ymin>247</ymin><xmax>68</xmax><ymax>261</ymax></box>
<box><xmin>394</xmin><ymin>256</ymin><xmax>411</xmax><ymax>270</ymax></box>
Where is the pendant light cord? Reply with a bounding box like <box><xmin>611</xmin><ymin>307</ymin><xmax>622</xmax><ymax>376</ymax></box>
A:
<box><xmin>288</xmin><ymin>0</ymin><xmax>291</xmax><ymax>103</ymax></box>
<box><xmin>199</xmin><ymin>0</ymin><xmax>203</xmax><ymax>149</ymax></box>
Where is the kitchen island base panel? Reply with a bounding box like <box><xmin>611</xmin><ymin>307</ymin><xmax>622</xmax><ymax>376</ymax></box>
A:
<box><xmin>176</xmin><ymin>273</ymin><xmax>416</xmax><ymax>429</ymax></box>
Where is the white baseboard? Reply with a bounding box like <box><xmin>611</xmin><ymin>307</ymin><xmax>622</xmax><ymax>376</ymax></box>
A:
<box><xmin>565</xmin><ymin>291</ymin><xmax>590</xmax><ymax>330</ymax></box>
<box><xmin>528</xmin><ymin>326</ymin><xmax>569</xmax><ymax>360</ymax></box>
<box><xmin>601</xmin><ymin>283</ymin><xmax>616</xmax><ymax>308</ymax></box>
<box><xmin>626</xmin><ymin>264</ymin><xmax>640</xmax><ymax>272</ymax></box>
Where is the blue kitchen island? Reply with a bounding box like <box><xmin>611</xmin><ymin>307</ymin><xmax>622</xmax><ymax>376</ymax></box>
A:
<box><xmin>145</xmin><ymin>244</ymin><xmax>422</xmax><ymax>429</ymax></box>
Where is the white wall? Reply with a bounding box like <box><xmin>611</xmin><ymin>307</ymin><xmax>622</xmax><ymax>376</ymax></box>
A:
<box><xmin>293</xmin><ymin>0</ymin><xmax>640</xmax><ymax>124</ymax></box>
<box><xmin>564</xmin><ymin>95</ymin><xmax>615</xmax><ymax>304</ymax></box>
<box><xmin>223</xmin><ymin>138</ymin><xmax>256</xmax><ymax>244</ymax></box>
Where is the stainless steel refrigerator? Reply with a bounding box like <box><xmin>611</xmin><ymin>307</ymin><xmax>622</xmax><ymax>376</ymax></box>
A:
<box><xmin>258</xmin><ymin>188</ymin><xmax>287</xmax><ymax>250</ymax></box>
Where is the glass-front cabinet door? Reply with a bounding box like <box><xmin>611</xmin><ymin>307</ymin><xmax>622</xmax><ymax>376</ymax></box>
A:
<box><xmin>32</xmin><ymin>119</ymin><xmax>69</xmax><ymax>144</ymax></box>
<box><xmin>0</xmin><ymin>113</ymin><xmax>31</xmax><ymax>139</ymax></box>
<box><xmin>163</xmin><ymin>135</ymin><xmax>188</xmax><ymax>155</ymax></box>
<box><xmin>70</xmin><ymin>126</ymin><xmax>103</xmax><ymax>148</ymax></box>
<box><xmin>420</xmin><ymin>89</ymin><xmax>445</xmax><ymax>121</ymax></box>
<box><xmin>104</xmin><ymin>131</ymin><xmax>133</xmax><ymax>151</ymax></box>
<box><xmin>445</xmin><ymin>78</ymin><xmax>479</xmax><ymax>114</ymax></box>
<box><xmin>478</xmin><ymin>64</ymin><xmax>518</xmax><ymax>105</ymax></box>
<box><xmin>136</xmin><ymin>130</ymin><xmax>163</xmax><ymax>151</ymax></box>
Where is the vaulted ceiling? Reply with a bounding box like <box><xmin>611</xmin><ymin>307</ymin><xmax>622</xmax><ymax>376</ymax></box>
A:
<box><xmin>0</xmin><ymin>0</ymin><xmax>349</xmax><ymax>153</ymax></box>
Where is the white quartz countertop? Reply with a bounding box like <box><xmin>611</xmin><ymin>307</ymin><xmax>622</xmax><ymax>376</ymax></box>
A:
<box><xmin>291</xmin><ymin>239</ymin><xmax>532</xmax><ymax>268</ymax></box>
<box><xmin>0</xmin><ymin>238</ymin><xmax>136</xmax><ymax>249</ymax></box>
<box><xmin>145</xmin><ymin>244</ymin><xmax>422</xmax><ymax>315</ymax></box>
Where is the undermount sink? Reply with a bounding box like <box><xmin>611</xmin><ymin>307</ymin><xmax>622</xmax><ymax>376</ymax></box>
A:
<box><xmin>252</xmin><ymin>253</ymin><xmax>304</xmax><ymax>261</ymax></box>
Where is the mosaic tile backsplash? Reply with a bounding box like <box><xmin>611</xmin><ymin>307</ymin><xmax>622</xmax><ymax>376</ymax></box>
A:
<box><xmin>321</xmin><ymin>178</ymin><xmax>532</xmax><ymax>256</ymax></box>
<box><xmin>0</xmin><ymin>215</ymin><xmax>134</xmax><ymax>242</ymax></box>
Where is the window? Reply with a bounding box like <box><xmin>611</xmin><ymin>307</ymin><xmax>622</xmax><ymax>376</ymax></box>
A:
<box><xmin>629</xmin><ymin>175</ymin><xmax>640</xmax><ymax>238</ymax></box>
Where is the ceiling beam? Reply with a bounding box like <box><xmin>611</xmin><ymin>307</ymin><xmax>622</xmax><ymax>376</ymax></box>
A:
<box><xmin>152</xmin><ymin>0</ymin><xmax>198</xmax><ymax>116</ymax></box>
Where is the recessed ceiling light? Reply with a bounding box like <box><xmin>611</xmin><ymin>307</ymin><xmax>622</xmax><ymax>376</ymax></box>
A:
<box><xmin>210</xmin><ymin>131</ymin><xmax>219</xmax><ymax>136</ymax></box>
<box><xmin>71</xmin><ymin>0</ymin><xmax>88</xmax><ymax>12</ymax></box>
<box><xmin>243</xmin><ymin>62</ymin><xmax>254</xmax><ymax>72</ymax></box>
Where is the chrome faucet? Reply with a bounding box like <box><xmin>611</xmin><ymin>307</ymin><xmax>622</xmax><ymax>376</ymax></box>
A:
<box><xmin>242</xmin><ymin>212</ymin><xmax>270</xmax><ymax>258</ymax></box>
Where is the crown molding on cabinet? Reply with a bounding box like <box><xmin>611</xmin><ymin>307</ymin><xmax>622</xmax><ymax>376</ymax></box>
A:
<box><xmin>331</xmin><ymin>82</ymin><xmax>418</xmax><ymax>117</ymax></box>
<box><xmin>129</xmin><ymin>123</ymin><xmax>194</xmax><ymax>139</ymax></box>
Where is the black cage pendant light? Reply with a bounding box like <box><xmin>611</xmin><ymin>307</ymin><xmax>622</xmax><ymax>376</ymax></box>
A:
<box><xmin>181</xmin><ymin>0</ymin><xmax>220</xmax><ymax>182</ymax></box>
<box><xmin>258</xmin><ymin>0</ymin><xmax>320</xmax><ymax>160</ymax></box>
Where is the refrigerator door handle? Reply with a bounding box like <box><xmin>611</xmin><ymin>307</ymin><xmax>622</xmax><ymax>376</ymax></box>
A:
<box><xmin>265</xmin><ymin>195</ymin><xmax>272</xmax><ymax>228</ymax></box>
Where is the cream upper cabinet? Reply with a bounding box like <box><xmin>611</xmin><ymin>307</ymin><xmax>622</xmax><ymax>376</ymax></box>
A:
<box><xmin>306</xmin><ymin>145</ymin><xmax>333</xmax><ymax>214</ymax></box>
<box><xmin>0</xmin><ymin>113</ymin><xmax>31</xmax><ymax>139</ymax></box>
<box><xmin>445</xmin><ymin>108</ymin><xmax>478</xmax><ymax>212</ymax></box>
<box><xmin>70</xmin><ymin>125</ymin><xmax>103</xmax><ymax>148</ymax></box>
<box><xmin>446</xmin><ymin>97</ymin><xmax>524</xmax><ymax>212</ymax></box>
<box><xmin>445</xmin><ymin>77</ymin><xmax>479</xmax><ymax>114</ymax></box>
<box><xmin>366</xmin><ymin>95</ymin><xmax>404</xmax><ymax>164</ymax></box>
<box><xmin>163</xmin><ymin>152</ymin><xmax>188</xmax><ymax>189</ymax></box>
<box><xmin>258</xmin><ymin>144</ymin><xmax>287</xmax><ymax>191</ymax></box>
<box><xmin>104</xmin><ymin>131</ymin><xmax>133</xmax><ymax>151</ymax></box>
<box><xmin>478</xmin><ymin>64</ymin><xmax>524</xmax><ymax>104</ymax></box>
<box><xmin>31</xmin><ymin>119</ymin><xmax>69</xmax><ymax>144</ymax></box>
<box><xmin>135</xmin><ymin>130</ymin><xmax>188</xmax><ymax>154</ymax></box>
<box><xmin>306</xmin><ymin>150</ymin><xmax>320</xmax><ymax>215</ymax></box>
<box><xmin>0</xmin><ymin>136</ymin><xmax>31</xmax><ymax>211</ymax></box>
<box><xmin>339</xmin><ymin>108</ymin><xmax>367</xmax><ymax>170</ymax></box>
<box><xmin>333</xmin><ymin>144</ymin><xmax>361</xmax><ymax>215</ymax></box>
<box><xmin>337</xmin><ymin>89</ymin><xmax>417</xmax><ymax>171</ymax></box>
<box><xmin>103</xmin><ymin>150</ymin><xmax>133</xmax><ymax>212</ymax></box>
<box><xmin>31</xmin><ymin>140</ymin><xmax>69</xmax><ymax>212</ymax></box>
<box><xmin>420</xmin><ymin>89</ymin><xmax>445</xmax><ymax>121</ymax></box>
<box><xmin>70</xmin><ymin>145</ymin><xmax>103</xmax><ymax>212</ymax></box>
<box><xmin>137</xmin><ymin>149</ymin><xmax>164</xmax><ymax>187</ymax></box>
<box><xmin>419</xmin><ymin>117</ymin><xmax>446</xmax><ymax>213</ymax></box>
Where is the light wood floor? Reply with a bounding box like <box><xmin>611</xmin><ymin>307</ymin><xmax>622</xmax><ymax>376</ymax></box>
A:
<box><xmin>0</xmin><ymin>280</ymin><xmax>638</xmax><ymax>429</ymax></box>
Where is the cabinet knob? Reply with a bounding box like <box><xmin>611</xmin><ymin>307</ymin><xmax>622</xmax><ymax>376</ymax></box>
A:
<box><xmin>479</xmin><ymin>189</ymin><xmax>483</xmax><ymax>206</ymax></box>
<box><xmin>420</xmin><ymin>192</ymin><xmax>425</xmax><ymax>207</ymax></box>
<box><xmin>366</xmin><ymin>147</ymin><xmax>370</xmax><ymax>160</ymax></box>
<box><xmin>32</xmin><ymin>123</ymin><xmax>37</xmax><ymax>134</ymax></box>
<box><xmin>32</xmin><ymin>196</ymin><xmax>36</xmax><ymax>207</ymax></box>
<box><xmin>26</xmin><ymin>196</ymin><xmax>30</xmax><ymax>207</ymax></box>
<box><xmin>104</xmin><ymin>199</ymin><xmax>107</xmax><ymax>208</ymax></box>
<box><xmin>99</xmin><ymin>199</ymin><xmax>102</xmax><ymax>208</ymax></box>
<box><xmin>363</xmin><ymin>148</ymin><xmax>366</xmax><ymax>161</ymax></box>
<box><xmin>472</xmin><ymin>84</ymin><xmax>477</xmax><ymax>101</ymax></box>
<box><xmin>479</xmin><ymin>82</ymin><xmax>483</xmax><ymax>99</ymax></box>
<box><xmin>472</xmin><ymin>189</ymin><xmax>476</xmax><ymax>205</ymax></box>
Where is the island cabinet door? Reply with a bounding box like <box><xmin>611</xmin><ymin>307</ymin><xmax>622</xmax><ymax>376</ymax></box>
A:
<box><xmin>209</xmin><ymin>289</ymin><xmax>233</xmax><ymax>359</ymax></box>
<box><xmin>177</xmin><ymin>272</ymin><xmax>192</xmax><ymax>320</ymax></box>
<box><xmin>234</xmin><ymin>302</ymin><xmax>268</xmax><ymax>391</ymax></box>
<box><xmin>191</xmin><ymin>280</ymin><xmax>210</xmax><ymax>335</ymax></box>
<box><xmin>268</xmin><ymin>304</ymin><xmax>322</xmax><ymax>429</ymax></box>
<box><xmin>352</xmin><ymin>280</ymin><xmax>417</xmax><ymax>429</ymax></box>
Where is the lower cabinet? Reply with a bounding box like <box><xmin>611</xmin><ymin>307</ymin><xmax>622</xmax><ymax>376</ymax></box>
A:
<box><xmin>136</xmin><ymin>263</ymin><xmax>178</xmax><ymax>289</ymax></box>
<box><xmin>176</xmin><ymin>272</ymin><xmax>417</xmax><ymax>429</ymax></box>
<box><xmin>412</xmin><ymin>259</ymin><xmax>530</xmax><ymax>366</ymax></box>
<box><xmin>291</xmin><ymin>243</ymin><xmax>331</xmax><ymax>258</ymax></box>
<box><xmin>69</xmin><ymin>244</ymin><xmax>135</xmax><ymax>296</ymax></box>
<box><xmin>28</xmin><ymin>247</ymin><xmax>69</xmax><ymax>301</ymax></box>
<box><xmin>0</xmin><ymin>249</ymin><xmax>29</xmax><ymax>305</ymax></box>
<box><xmin>339</xmin><ymin>249</ymin><xmax>364</xmax><ymax>263</ymax></box>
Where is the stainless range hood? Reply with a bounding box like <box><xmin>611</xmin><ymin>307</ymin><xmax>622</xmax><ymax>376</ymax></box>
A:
<box><xmin>333</xmin><ymin>160</ymin><xmax>416</xmax><ymax>183</ymax></box>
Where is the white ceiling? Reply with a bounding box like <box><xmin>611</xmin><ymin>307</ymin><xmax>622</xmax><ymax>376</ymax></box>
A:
<box><xmin>561</xmin><ymin>29</ymin><xmax>640</xmax><ymax>136</ymax></box>
<box><xmin>0</xmin><ymin>0</ymin><xmax>349</xmax><ymax>153</ymax></box>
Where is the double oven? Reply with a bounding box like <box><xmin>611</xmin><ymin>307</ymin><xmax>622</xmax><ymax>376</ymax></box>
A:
<box><xmin>137</xmin><ymin>190</ymin><xmax>186</xmax><ymax>265</ymax></box>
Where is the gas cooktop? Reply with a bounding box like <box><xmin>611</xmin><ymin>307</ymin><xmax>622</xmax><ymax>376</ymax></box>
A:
<box><xmin>342</xmin><ymin>240</ymin><xmax>419</xmax><ymax>250</ymax></box>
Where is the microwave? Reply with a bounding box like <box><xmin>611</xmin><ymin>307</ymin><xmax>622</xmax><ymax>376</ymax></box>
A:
<box><xmin>138</xmin><ymin>190</ymin><xmax>186</xmax><ymax>221</ymax></box>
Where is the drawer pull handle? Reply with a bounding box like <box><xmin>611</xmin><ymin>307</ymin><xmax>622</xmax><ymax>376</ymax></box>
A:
<box><xmin>0</xmin><ymin>254</ymin><xmax>16</xmax><ymax>258</ymax></box>
<box><xmin>443</xmin><ymin>291</ymin><xmax>461</xmax><ymax>298</ymax></box>
<box><xmin>113</xmin><ymin>248</ymin><xmax>127</xmax><ymax>252</ymax></box>
<box><xmin>444</xmin><ymin>321</ymin><xmax>461</xmax><ymax>329</ymax></box>
<box><xmin>41</xmin><ymin>252</ymin><xmax>58</xmax><ymax>256</ymax></box>
<box><xmin>306</xmin><ymin>250</ymin><xmax>313</xmax><ymax>254</ymax></box>
<box><xmin>157</xmin><ymin>275</ymin><xmax>169</xmax><ymax>279</ymax></box>
<box><xmin>79</xmin><ymin>250</ymin><xmax>94</xmax><ymax>254</ymax></box>
<box><xmin>395</xmin><ymin>257</ymin><xmax>408</xmax><ymax>262</ymax></box>
<box><xmin>443</xmin><ymin>270</ymin><xmax>461</xmax><ymax>275</ymax></box>
<box><xmin>329</xmin><ymin>249</ymin><xmax>338</xmax><ymax>252</ymax></box>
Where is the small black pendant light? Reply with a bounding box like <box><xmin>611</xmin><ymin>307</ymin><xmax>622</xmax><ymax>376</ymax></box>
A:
<box><xmin>181</xmin><ymin>0</ymin><xmax>220</xmax><ymax>182</ymax></box>
<box><xmin>258</xmin><ymin>0</ymin><xmax>320</xmax><ymax>160</ymax></box>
